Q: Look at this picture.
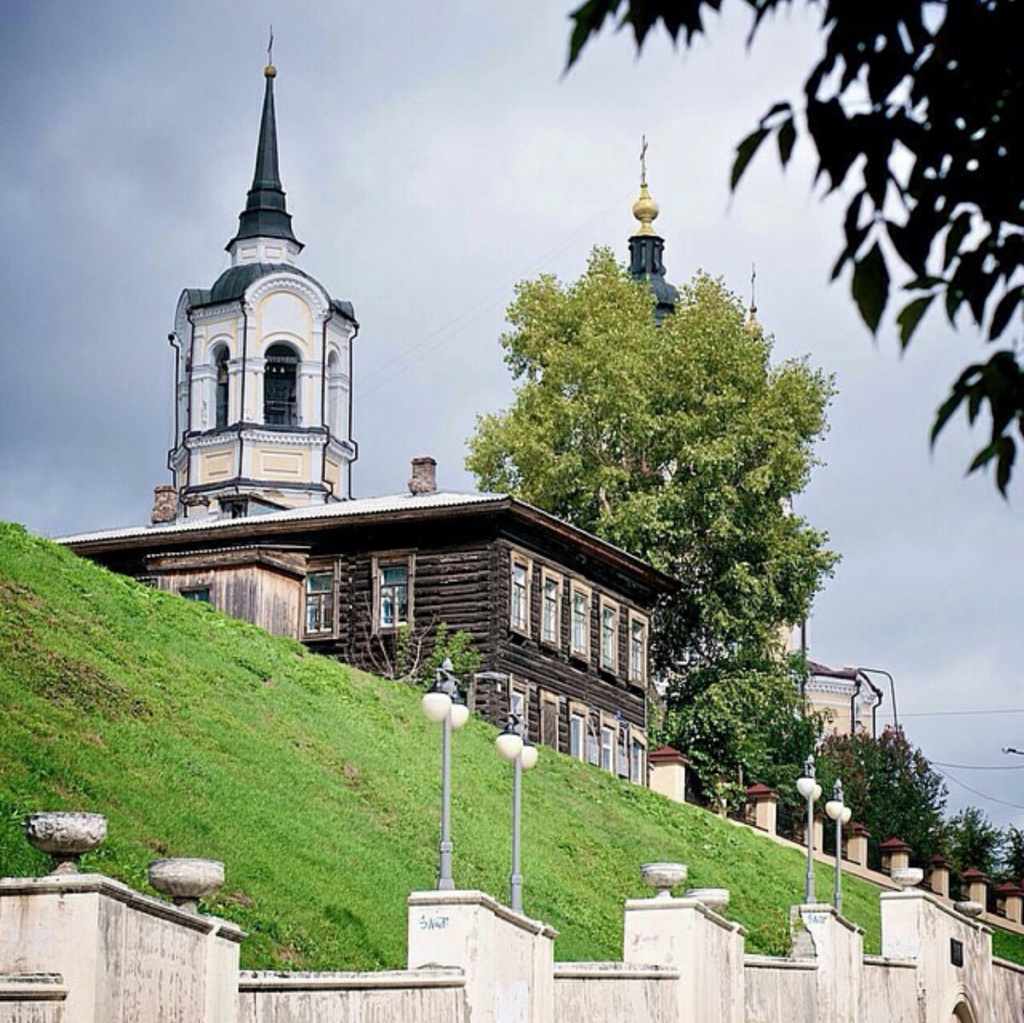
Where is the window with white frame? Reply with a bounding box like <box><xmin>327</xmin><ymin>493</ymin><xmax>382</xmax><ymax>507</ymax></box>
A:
<box><xmin>304</xmin><ymin>569</ymin><xmax>335</xmax><ymax>635</ymax></box>
<box><xmin>570</xmin><ymin>709</ymin><xmax>586</xmax><ymax>761</ymax></box>
<box><xmin>628</xmin><ymin>612</ymin><xmax>648</xmax><ymax>684</ymax></box>
<box><xmin>600</xmin><ymin>598</ymin><xmax>619</xmax><ymax>672</ymax></box>
<box><xmin>510</xmin><ymin>554</ymin><xmax>531</xmax><ymax>634</ymax></box>
<box><xmin>510</xmin><ymin>686</ymin><xmax>527</xmax><ymax>733</ymax></box>
<box><xmin>586</xmin><ymin>719</ymin><xmax>600</xmax><ymax>766</ymax></box>
<box><xmin>372</xmin><ymin>555</ymin><xmax>413</xmax><ymax>632</ymax></box>
<box><xmin>570</xmin><ymin>582</ymin><xmax>590</xmax><ymax>659</ymax></box>
<box><xmin>630</xmin><ymin>735</ymin><xmax>646</xmax><ymax>785</ymax></box>
<box><xmin>600</xmin><ymin>725</ymin><xmax>615</xmax><ymax>772</ymax></box>
<box><xmin>541</xmin><ymin>571</ymin><xmax>561</xmax><ymax>645</ymax></box>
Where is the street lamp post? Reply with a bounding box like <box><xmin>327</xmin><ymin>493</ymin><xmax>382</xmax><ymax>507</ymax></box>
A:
<box><xmin>421</xmin><ymin>658</ymin><xmax>470</xmax><ymax>891</ymax></box>
<box><xmin>796</xmin><ymin>755</ymin><xmax>822</xmax><ymax>904</ymax></box>
<box><xmin>824</xmin><ymin>780</ymin><xmax>852</xmax><ymax>915</ymax></box>
<box><xmin>496</xmin><ymin>714</ymin><xmax>538</xmax><ymax>914</ymax></box>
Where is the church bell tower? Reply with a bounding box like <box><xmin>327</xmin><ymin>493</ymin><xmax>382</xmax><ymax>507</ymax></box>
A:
<box><xmin>163</xmin><ymin>62</ymin><xmax>358</xmax><ymax>522</ymax></box>
<box><xmin>628</xmin><ymin>138</ymin><xmax>678</xmax><ymax>323</ymax></box>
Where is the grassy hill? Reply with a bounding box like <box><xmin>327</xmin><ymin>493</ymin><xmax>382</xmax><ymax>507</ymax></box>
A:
<box><xmin>1</xmin><ymin>522</ymin><xmax>1022</xmax><ymax>970</ymax></box>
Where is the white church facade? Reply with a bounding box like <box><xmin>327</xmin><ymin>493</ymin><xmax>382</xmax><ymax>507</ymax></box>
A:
<box><xmin>165</xmin><ymin>65</ymin><xmax>358</xmax><ymax>522</ymax></box>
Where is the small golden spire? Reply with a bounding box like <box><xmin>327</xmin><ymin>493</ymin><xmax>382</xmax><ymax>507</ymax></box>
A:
<box><xmin>632</xmin><ymin>135</ymin><xmax>661</xmax><ymax>237</ymax></box>
<box><xmin>265</xmin><ymin>25</ymin><xmax>276</xmax><ymax>77</ymax></box>
<box><xmin>745</xmin><ymin>263</ymin><xmax>762</xmax><ymax>334</ymax></box>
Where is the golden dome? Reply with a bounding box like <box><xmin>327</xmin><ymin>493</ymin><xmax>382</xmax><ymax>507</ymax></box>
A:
<box><xmin>632</xmin><ymin>182</ymin><xmax>660</xmax><ymax>237</ymax></box>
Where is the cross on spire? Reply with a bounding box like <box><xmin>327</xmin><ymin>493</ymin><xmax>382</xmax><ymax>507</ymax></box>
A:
<box><xmin>640</xmin><ymin>135</ymin><xmax>649</xmax><ymax>187</ymax></box>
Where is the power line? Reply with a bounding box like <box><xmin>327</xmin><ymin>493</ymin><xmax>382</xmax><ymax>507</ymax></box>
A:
<box><xmin>934</xmin><ymin>767</ymin><xmax>1024</xmax><ymax>811</ymax></box>
<box><xmin>931</xmin><ymin>760</ymin><xmax>1024</xmax><ymax>772</ymax></box>
<box><xmin>900</xmin><ymin>708</ymin><xmax>1024</xmax><ymax>718</ymax></box>
<box><xmin>354</xmin><ymin>190</ymin><xmax>634</xmax><ymax>404</ymax></box>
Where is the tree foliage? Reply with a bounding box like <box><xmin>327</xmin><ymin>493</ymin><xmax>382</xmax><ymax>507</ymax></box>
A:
<box><xmin>814</xmin><ymin>727</ymin><xmax>948</xmax><ymax>867</ymax></box>
<box><xmin>943</xmin><ymin>806</ymin><xmax>1004</xmax><ymax>879</ymax></box>
<box><xmin>1002</xmin><ymin>825</ymin><xmax>1024</xmax><ymax>884</ymax></box>
<box><xmin>665</xmin><ymin>650</ymin><xmax>821</xmax><ymax>809</ymax></box>
<box><xmin>467</xmin><ymin>250</ymin><xmax>836</xmax><ymax>797</ymax></box>
<box><xmin>566</xmin><ymin>0</ymin><xmax>1024</xmax><ymax>493</ymax></box>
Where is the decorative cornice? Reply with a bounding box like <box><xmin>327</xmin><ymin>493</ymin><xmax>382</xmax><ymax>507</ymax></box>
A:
<box><xmin>248</xmin><ymin>272</ymin><xmax>330</xmax><ymax>320</ymax></box>
<box><xmin>191</xmin><ymin>303</ymin><xmax>242</xmax><ymax>325</ymax></box>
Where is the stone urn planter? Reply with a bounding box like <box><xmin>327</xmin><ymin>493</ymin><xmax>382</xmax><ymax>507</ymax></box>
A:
<box><xmin>890</xmin><ymin>867</ymin><xmax>924</xmax><ymax>890</ymax></box>
<box><xmin>24</xmin><ymin>812</ymin><xmax>107</xmax><ymax>875</ymax></box>
<box><xmin>148</xmin><ymin>858</ymin><xmax>225</xmax><ymax>913</ymax></box>
<box><xmin>954</xmin><ymin>900</ymin><xmax>984</xmax><ymax>918</ymax></box>
<box><xmin>685</xmin><ymin>887</ymin><xmax>730</xmax><ymax>912</ymax></box>
<box><xmin>640</xmin><ymin>862</ymin><xmax>687</xmax><ymax>900</ymax></box>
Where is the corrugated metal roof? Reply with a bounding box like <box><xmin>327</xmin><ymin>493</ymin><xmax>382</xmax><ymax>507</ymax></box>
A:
<box><xmin>56</xmin><ymin>491</ymin><xmax>506</xmax><ymax>545</ymax></box>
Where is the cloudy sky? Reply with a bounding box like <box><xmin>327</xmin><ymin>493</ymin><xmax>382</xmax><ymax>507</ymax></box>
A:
<box><xmin>3</xmin><ymin>2</ymin><xmax>1022</xmax><ymax>827</ymax></box>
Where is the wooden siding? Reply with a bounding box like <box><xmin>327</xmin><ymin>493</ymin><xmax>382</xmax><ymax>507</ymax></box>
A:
<box><xmin>152</xmin><ymin>562</ymin><xmax>304</xmax><ymax>639</ymax></box>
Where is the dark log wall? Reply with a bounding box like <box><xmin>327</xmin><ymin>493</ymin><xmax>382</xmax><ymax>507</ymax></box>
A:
<box><xmin>310</xmin><ymin>541</ymin><xmax>497</xmax><ymax>677</ymax></box>
<box><xmin>71</xmin><ymin>505</ymin><xmax>662</xmax><ymax>781</ymax></box>
<box><xmin>484</xmin><ymin>538</ymin><xmax>646</xmax><ymax>764</ymax></box>
<box><xmin>301</xmin><ymin>523</ymin><xmax>650</xmax><ymax>770</ymax></box>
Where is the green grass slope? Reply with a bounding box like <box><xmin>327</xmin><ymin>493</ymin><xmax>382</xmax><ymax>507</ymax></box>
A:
<box><xmin>1</xmin><ymin>522</ymin><xmax>1022</xmax><ymax>969</ymax></box>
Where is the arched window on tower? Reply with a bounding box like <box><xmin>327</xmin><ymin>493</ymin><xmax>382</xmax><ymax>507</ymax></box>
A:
<box><xmin>264</xmin><ymin>343</ymin><xmax>299</xmax><ymax>426</ymax></box>
<box><xmin>214</xmin><ymin>346</ymin><xmax>230</xmax><ymax>429</ymax></box>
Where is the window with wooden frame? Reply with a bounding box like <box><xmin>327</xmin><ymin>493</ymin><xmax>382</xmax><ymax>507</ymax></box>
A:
<box><xmin>569</xmin><ymin>580</ymin><xmax>591</xmax><ymax>660</ymax></box>
<box><xmin>304</xmin><ymin>568</ymin><xmax>335</xmax><ymax>636</ymax></box>
<box><xmin>372</xmin><ymin>554</ymin><xmax>414</xmax><ymax>632</ymax></box>
<box><xmin>628</xmin><ymin>611</ymin><xmax>649</xmax><ymax>685</ymax></box>
<box><xmin>569</xmin><ymin>701</ymin><xmax>587</xmax><ymax>761</ymax></box>
<box><xmin>599</xmin><ymin>597</ymin><xmax>619</xmax><ymax>673</ymax></box>
<box><xmin>539</xmin><ymin>690</ymin><xmax>560</xmax><ymax>750</ymax></box>
<box><xmin>509</xmin><ymin>552</ymin><xmax>532</xmax><ymax>635</ymax></box>
<box><xmin>180</xmin><ymin>585</ymin><xmax>211</xmax><ymax>603</ymax></box>
<box><xmin>540</xmin><ymin>569</ymin><xmax>562</xmax><ymax>647</ymax></box>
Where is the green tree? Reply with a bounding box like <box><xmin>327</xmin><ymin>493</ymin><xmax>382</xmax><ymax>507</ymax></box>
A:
<box><xmin>665</xmin><ymin>650</ymin><xmax>821</xmax><ymax>809</ymax></box>
<box><xmin>566</xmin><ymin>1</ymin><xmax>1024</xmax><ymax>492</ymax></box>
<box><xmin>1001</xmin><ymin>825</ymin><xmax>1024</xmax><ymax>884</ymax></box>
<box><xmin>814</xmin><ymin>727</ymin><xmax>948</xmax><ymax>867</ymax></box>
<box><xmin>467</xmin><ymin>249</ymin><xmax>836</xmax><ymax>799</ymax></box>
<box><xmin>943</xmin><ymin>806</ymin><xmax>1004</xmax><ymax>878</ymax></box>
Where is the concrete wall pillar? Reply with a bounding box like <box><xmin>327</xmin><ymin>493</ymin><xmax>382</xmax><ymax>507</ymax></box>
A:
<box><xmin>928</xmin><ymin>856</ymin><xmax>952</xmax><ymax>899</ymax></box>
<box><xmin>880</xmin><ymin>838</ymin><xmax>912</xmax><ymax>873</ymax></box>
<box><xmin>745</xmin><ymin>784</ymin><xmax>778</xmax><ymax>835</ymax></box>
<box><xmin>995</xmin><ymin>884</ymin><xmax>1023</xmax><ymax>924</ymax></box>
<box><xmin>0</xmin><ymin>874</ymin><xmax>243</xmax><ymax>1023</ymax></box>
<box><xmin>623</xmin><ymin>892</ymin><xmax>745</xmax><ymax>1023</ymax></box>
<box><xmin>962</xmin><ymin>869</ymin><xmax>990</xmax><ymax>909</ymax></box>
<box><xmin>846</xmin><ymin>824</ymin><xmax>870</xmax><ymax>867</ymax></box>
<box><xmin>813</xmin><ymin>815</ymin><xmax>825</xmax><ymax>855</ymax></box>
<box><xmin>790</xmin><ymin>904</ymin><xmax>864</xmax><ymax>1023</ymax></box>
<box><xmin>648</xmin><ymin>748</ymin><xmax>689</xmax><ymax>804</ymax></box>
<box><xmin>408</xmin><ymin>890</ymin><xmax>555</xmax><ymax>1023</ymax></box>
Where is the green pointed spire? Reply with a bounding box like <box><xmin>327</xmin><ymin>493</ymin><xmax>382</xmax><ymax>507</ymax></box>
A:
<box><xmin>228</xmin><ymin>64</ymin><xmax>302</xmax><ymax>252</ymax></box>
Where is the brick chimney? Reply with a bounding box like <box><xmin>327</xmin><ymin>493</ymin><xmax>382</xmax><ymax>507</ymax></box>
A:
<box><xmin>150</xmin><ymin>485</ymin><xmax>178</xmax><ymax>524</ymax></box>
<box><xmin>408</xmin><ymin>457</ymin><xmax>437</xmax><ymax>495</ymax></box>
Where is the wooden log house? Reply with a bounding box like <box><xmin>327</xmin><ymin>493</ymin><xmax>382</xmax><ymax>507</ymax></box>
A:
<box><xmin>61</xmin><ymin>459</ymin><xmax>677</xmax><ymax>786</ymax></box>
